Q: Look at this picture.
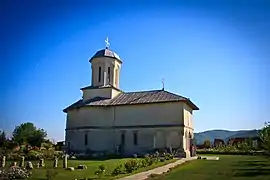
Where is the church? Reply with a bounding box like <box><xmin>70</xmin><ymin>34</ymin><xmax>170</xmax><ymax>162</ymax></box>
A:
<box><xmin>63</xmin><ymin>39</ymin><xmax>199</xmax><ymax>157</ymax></box>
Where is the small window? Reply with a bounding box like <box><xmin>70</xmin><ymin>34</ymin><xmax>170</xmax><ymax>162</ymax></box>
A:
<box><xmin>133</xmin><ymin>132</ymin><xmax>138</xmax><ymax>145</ymax></box>
<box><xmin>108</xmin><ymin>67</ymin><xmax>111</xmax><ymax>83</ymax></box>
<box><xmin>98</xmin><ymin>67</ymin><xmax>101</xmax><ymax>82</ymax></box>
<box><xmin>84</xmin><ymin>133</ymin><xmax>88</xmax><ymax>146</ymax></box>
<box><xmin>121</xmin><ymin>133</ymin><xmax>125</xmax><ymax>145</ymax></box>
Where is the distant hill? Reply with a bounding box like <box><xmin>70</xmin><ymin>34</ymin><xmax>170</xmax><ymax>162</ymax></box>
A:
<box><xmin>194</xmin><ymin>129</ymin><xmax>259</xmax><ymax>145</ymax></box>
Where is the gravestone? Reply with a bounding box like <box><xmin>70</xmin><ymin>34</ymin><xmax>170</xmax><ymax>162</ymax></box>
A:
<box><xmin>53</xmin><ymin>157</ymin><xmax>58</xmax><ymax>168</ymax></box>
<box><xmin>67</xmin><ymin>167</ymin><xmax>74</xmax><ymax>171</ymax></box>
<box><xmin>63</xmin><ymin>154</ymin><xmax>68</xmax><ymax>169</ymax></box>
<box><xmin>11</xmin><ymin>162</ymin><xmax>17</xmax><ymax>167</ymax></box>
<box><xmin>26</xmin><ymin>161</ymin><xmax>34</xmax><ymax>170</ymax></box>
<box><xmin>39</xmin><ymin>159</ymin><xmax>45</xmax><ymax>167</ymax></box>
<box><xmin>77</xmin><ymin>164</ymin><xmax>87</xmax><ymax>170</ymax></box>
<box><xmin>19</xmin><ymin>156</ymin><xmax>25</xmax><ymax>167</ymax></box>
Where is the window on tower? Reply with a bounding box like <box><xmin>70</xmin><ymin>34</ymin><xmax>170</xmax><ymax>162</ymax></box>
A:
<box><xmin>115</xmin><ymin>69</ymin><xmax>118</xmax><ymax>86</ymax></box>
<box><xmin>108</xmin><ymin>67</ymin><xmax>111</xmax><ymax>83</ymax></box>
<box><xmin>98</xmin><ymin>66</ymin><xmax>101</xmax><ymax>82</ymax></box>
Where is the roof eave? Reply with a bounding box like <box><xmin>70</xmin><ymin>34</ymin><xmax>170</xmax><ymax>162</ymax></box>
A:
<box><xmin>89</xmin><ymin>56</ymin><xmax>122</xmax><ymax>64</ymax></box>
<box><xmin>80</xmin><ymin>85</ymin><xmax>123</xmax><ymax>92</ymax></box>
<box><xmin>183</xmin><ymin>99</ymin><xmax>199</xmax><ymax>110</ymax></box>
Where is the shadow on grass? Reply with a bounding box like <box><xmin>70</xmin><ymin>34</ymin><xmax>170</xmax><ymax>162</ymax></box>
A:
<box><xmin>234</xmin><ymin>169</ymin><xmax>270</xmax><ymax>177</ymax></box>
<box><xmin>70</xmin><ymin>157</ymin><xmax>127</xmax><ymax>161</ymax></box>
<box><xmin>233</xmin><ymin>159</ymin><xmax>270</xmax><ymax>177</ymax></box>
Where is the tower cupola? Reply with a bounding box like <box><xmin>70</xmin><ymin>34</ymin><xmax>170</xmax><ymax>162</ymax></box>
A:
<box><xmin>89</xmin><ymin>37</ymin><xmax>122</xmax><ymax>89</ymax></box>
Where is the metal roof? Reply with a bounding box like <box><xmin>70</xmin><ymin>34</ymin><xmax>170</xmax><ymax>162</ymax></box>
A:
<box><xmin>89</xmin><ymin>48</ymin><xmax>122</xmax><ymax>62</ymax></box>
<box><xmin>63</xmin><ymin>89</ymin><xmax>199</xmax><ymax>112</ymax></box>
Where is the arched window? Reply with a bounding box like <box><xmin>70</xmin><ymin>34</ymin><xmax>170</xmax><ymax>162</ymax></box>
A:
<box><xmin>98</xmin><ymin>66</ymin><xmax>101</xmax><ymax>82</ymax></box>
<box><xmin>115</xmin><ymin>69</ymin><xmax>118</xmax><ymax>86</ymax></box>
<box><xmin>108</xmin><ymin>67</ymin><xmax>111</xmax><ymax>83</ymax></box>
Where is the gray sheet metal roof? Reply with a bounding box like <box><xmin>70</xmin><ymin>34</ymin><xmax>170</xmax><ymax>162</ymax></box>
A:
<box><xmin>89</xmin><ymin>48</ymin><xmax>122</xmax><ymax>62</ymax></box>
<box><xmin>63</xmin><ymin>89</ymin><xmax>199</xmax><ymax>113</ymax></box>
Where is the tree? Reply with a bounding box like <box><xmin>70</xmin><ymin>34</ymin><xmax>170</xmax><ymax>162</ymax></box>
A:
<box><xmin>28</xmin><ymin>129</ymin><xmax>47</xmax><ymax>147</ymax></box>
<box><xmin>12</xmin><ymin>122</ymin><xmax>47</xmax><ymax>147</ymax></box>
<box><xmin>0</xmin><ymin>130</ymin><xmax>7</xmax><ymax>147</ymax></box>
<box><xmin>203</xmin><ymin>139</ymin><xmax>211</xmax><ymax>148</ymax></box>
<box><xmin>259</xmin><ymin>122</ymin><xmax>270</xmax><ymax>155</ymax></box>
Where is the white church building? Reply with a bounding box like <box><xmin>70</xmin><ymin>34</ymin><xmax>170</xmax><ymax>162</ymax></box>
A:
<box><xmin>63</xmin><ymin>40</ymin><xmax>199</xmax><ymax>157</ymax></box>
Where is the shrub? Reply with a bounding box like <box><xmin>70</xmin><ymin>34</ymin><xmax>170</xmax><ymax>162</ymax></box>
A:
<box><xmin>0</xmin><ymin>166</ymin><xmax>31</xmax><ymax>179</ymax></box>
<box><xmin>41</xmin><ymin>150</ymin><xmax>55</xmax><ymax>160</ymax></box>
<box><xmin>2</xmin><ymin>152</ymin><xmax>16</xmax><ymax>161</ymax></box>
<box><xmin>144</xmin><ymin>154</ymin><xmax>150</xmax><ymax>158</ymax></box>
<box><xmin>160</xmin><ymin>158</ymin><xmax>165</xmax><ymax>162</ymax></box>
<box><xmin>140</xmin><ymin>159</ymin><xmax>148</xmax><ymax>168</ymax></box>
<box><xmin>259</xmin><ymin>122</ymin><xmax>270</xmax><ymax>155</ymax></box>
<box><xmin>4</xmin><ymin>150</ymin><xmax>63</xmax><ymax>161</ymax></box>
<box><xmin>111</xmin><ymin>164</ymin><xmax>124</xmax><ymax>176</ymax></box>
<box><xmin>144</xmin><ymin>156</ymin><xmax>154</xmax><ymax>166</ymax></box>
<box><xmin>54</xmin><ymin>151</ymin><xmax>63</xmax><ymax>159</ymax></box>
<box><xmin>155</xmin><ymin>151</ymin><xmax>160</xmax><ymax>157</ymax></box>
<box><xmin>29</xmin><ymin>150</ymin><xmax>63</xmax><ymax>160</ymax></box>
<box><xmin>25</xmin><ymin>150</ymin><xmax>43</xmax><ymax>160</ymax></box>
<box><xmin>95</xmin><ymin>165</ymin><xmax>106</xmax><ymax>177</ymax></box>
<box><xmin>165</xmin><ymin>153</ymin><xmax>173</xmax><ymax>160</ymax></box>
<box><xmin>124</xmin><ymin>160</ymin><xmax>139</xmax><ymax>173</ymax></box>
<box><xmin>196</xmin><ymin>149</ymin><xmax>266</xmax><ymax>156</ymax></box>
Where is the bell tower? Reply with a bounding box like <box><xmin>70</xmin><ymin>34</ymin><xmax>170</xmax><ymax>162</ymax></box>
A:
<box><xmin>81</xmin><ymin>38</ymin><xmax>122</xmax><ymax>101</ymax></box>
<box><xmin>90</xmin><ymin>37</ymin><xmax>122</xmax><ymax>89</ymax></box>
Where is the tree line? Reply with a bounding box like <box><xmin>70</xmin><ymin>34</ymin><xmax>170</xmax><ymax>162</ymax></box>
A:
<box><xmin>260</xmin><ymin>122</ymin><xmax>270</xmax><ymax>154</ymax></box>
<box><xmin>0</xmin><ymin>122</ymin><xmax>49</xmax><ymax>150</ymax></box>
<box><xmin>198</xmin><ymin>122</ymin><xmax>270</xmax><ymax>155</ymax></box>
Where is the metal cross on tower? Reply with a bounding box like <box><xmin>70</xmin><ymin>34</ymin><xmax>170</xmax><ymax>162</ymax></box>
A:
<box><xmin>162</xmin><ymin>78</ymin><xmax>165</xmax><ymax>90</ymax></box>
<box><xmin>105</xmin><ymin>37</ymin><xmax>110</xmax><ymax>49</ymax></box>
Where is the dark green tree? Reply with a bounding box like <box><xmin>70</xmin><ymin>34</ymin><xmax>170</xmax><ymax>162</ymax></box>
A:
<box><xmin>0</xmin><ymin>130</ymin><xmax>7</xmax><ymax>147</ymax></box>
<box><xmin>203</xmin><ymin>139</ymin><xmax>211</xmax><ymax>148</ymax></box>
<box><xmin>12</xmin><ymin>122</ymin><xmax>47</xmax><ymax>147</ymax></box>
<box><xmin>245</xmin><ymin>137</ymin><xmax>253</xmax><ymax>147</ymax></box>
<box><xmin>259</xmin><ymin>122</ymin><xmax>270</xmax><ymax>155</ymax></box>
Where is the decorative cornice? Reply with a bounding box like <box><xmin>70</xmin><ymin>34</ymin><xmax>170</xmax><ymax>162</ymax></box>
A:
<box><xmin>66</xmin><ymin>124</ymin><xmax>194</xmax><ymax>131</ymax></box>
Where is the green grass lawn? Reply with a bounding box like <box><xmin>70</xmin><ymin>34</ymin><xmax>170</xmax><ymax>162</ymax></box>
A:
<box><xmin>28</xmin><ymin>158</ymin><xmax>131</xmax><ymax>180</ymax></box>
<box><xmin>6</xmin><ymin>158</ymin><xmax>175</xmax><ymax>180</ymax></box>
<box><xmin>148</xmin><ymin>155</ymin><xmax>270</xmax><ymax>180</ymax></box>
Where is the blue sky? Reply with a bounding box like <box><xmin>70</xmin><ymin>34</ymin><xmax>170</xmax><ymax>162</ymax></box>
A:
<box><xmin>1</xmin><ymin>0</ymin><xmax>270</xmax><ymax>141</ymax></box>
